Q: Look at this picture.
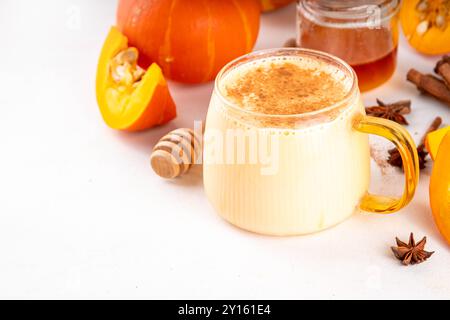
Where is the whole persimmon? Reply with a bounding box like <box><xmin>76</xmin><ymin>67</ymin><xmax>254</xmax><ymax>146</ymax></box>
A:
<box><xmin>117</xmin><ymin>0</ymin><xmax>261</xmax><ymax>84</ymax></box>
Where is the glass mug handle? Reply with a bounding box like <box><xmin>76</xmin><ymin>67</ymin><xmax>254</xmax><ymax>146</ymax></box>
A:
<box><xmin>353</xmin><ymin>115</ymin><xmax>420</xmax><ymax>213</ymax></box>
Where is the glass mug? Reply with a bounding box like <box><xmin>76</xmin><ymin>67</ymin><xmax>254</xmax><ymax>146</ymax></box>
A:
<box><xmin>203</xmin><ymin>48</ymin><xmax>419</xmax><ymax>236</ymax></box>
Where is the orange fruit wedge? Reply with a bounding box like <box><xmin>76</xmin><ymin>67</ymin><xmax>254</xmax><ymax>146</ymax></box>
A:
<box><xmin>96</xmin><ymin>27</ymin><xmax>176</xmax><ymax>131</ymax></box>
<box><xmin>430</xmin><ymin>131</ymin><xmax>450</xmax><ymax>245</ymax></box>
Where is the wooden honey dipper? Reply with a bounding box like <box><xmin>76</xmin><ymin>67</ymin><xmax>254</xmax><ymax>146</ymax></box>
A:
<box><xmin>150</xmin><ymin>128</ymin><xmax>202</xmax><ymax>179</ymax></box>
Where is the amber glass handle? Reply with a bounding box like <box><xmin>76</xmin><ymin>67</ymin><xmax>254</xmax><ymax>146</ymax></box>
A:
<box><xmin>353</xmin><ymin>115</ymin><xmax>420</xmax><ymax>213</ymax></box>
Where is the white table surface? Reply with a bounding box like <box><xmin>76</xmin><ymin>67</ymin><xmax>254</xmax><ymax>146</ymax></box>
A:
<box><xmin>1</xmin><ymin>0</ymin><xmax>450</xmax><ymax>299</ymax></box>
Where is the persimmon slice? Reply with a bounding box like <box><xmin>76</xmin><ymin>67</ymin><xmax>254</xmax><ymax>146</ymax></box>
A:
<box><xmin>96</xmin><ymin>27</ymin><xmax>176</xmax><ymax>131</ymax></box>
<box><xmin>430</xmin><ymin>131</ymin><xmax>450</xmax><ymax>245</ymax></box>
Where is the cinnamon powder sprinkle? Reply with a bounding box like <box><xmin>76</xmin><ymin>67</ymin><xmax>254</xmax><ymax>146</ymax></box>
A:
<box><xmin>223</xmin><ymin>61</ymin><xmax>349</xmax><ymax>116</ymax></box>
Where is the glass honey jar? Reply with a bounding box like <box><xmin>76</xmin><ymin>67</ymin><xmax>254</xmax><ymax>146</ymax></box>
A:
<box><xmin>297</xmin><ymin>0</ymin><xmax>401</xmax><ymax>92</ymax></box>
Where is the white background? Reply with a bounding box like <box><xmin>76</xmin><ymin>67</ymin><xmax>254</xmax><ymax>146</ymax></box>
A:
<box><xmin>1</xmin><ymin>0</ymin><xmax>450</xmax><ymax>299</ymax></box>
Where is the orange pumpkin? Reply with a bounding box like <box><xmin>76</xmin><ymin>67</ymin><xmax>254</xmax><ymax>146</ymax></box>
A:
<box><xmin>117</xmin><ymin>0</ymin><xmax>261</xmax><ymax>84</ymax></box>
<box><xmin>429</xmin><ymin>131</ymin><xmax>450</xmax><ymax>245</ymax></box>
<box><xmin>96</xmin><ymin>27</ymin><xmax>176</xmax><ymax>131</ymax></box>
<box><xmin>401</xmin><ymin>0</ymin><xmax>450</xmax><ymax>55</ymax></box>
<box><xmin>426</xmin><ymin>125</ymin><xmax>450</xmax><ymax>160</ymax></box>
<box><xmin>261</xmin><ymin>0</ymin><xmax>295</xmax><ymax>12</ymax></box>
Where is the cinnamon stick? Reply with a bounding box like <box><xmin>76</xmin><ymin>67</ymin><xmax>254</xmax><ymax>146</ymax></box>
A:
<box><xmin>419</xmin><ymin>116</ymin><xmax>443</xmax><ymax>147</ymax></box>
<box><xmin>407</xmin><ymin>69</ymin><xmax>450</xmax><ymax>106</ymax></box>
<box><xmin>435</xmin><ymin>56</ymin><xmax>450</xmax><ymax>89</ymax></box>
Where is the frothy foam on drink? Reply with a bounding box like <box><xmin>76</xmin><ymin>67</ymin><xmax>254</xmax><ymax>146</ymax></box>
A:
<box><xmin>221</xmin><ymin>56</ymin><xmax>352</xmax><ymax>116</ymax></box>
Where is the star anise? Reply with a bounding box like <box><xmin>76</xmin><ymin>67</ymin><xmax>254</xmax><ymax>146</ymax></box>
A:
<box><xmin>391</xmin><ymin>233</ymin><xmax>434</xmax><ymax>265</ymax></box>
<box><xmin>388</xmin><ymin>116</ymin><xmax>442</xmax><ymax>170</ymax></box>
<box><xmin>365</xmin><ymin>99</ymin><xmax>411</xmax><ymax>125</ymax></box>
<box><xmin>388</xmin><ymin>144</ymin><xmax>429</xmax><ymax>170</ymax></box>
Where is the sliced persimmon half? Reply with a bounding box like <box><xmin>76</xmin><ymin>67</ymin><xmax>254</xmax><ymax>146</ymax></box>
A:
<box><xmin>96</xmin><ymin>26</ymin><xmax>176</xmax><ymax>131</ymax></box>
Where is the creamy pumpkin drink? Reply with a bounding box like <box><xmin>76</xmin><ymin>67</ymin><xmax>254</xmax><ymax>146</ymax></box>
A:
<box><xmin>203</xmin><ymin>48</ymin><xmax>419</xmax><ymax>236</ymax></box>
